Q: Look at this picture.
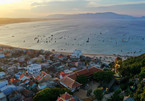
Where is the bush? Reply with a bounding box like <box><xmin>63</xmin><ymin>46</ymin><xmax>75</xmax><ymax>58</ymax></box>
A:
<box><xmin>76</xmin><ymin>74</ymin><xmax>88</xmax><ymax>85</ymax></box>
<box><xmin>93</xmin><ymin>71</ymin><xmax>114</xmax><ymax>83</ymax></box>
<box><xmin>120</xmin><ymin>83</ymin><xmax>128</xmax><ymax>91</ymax></box>
<box><xmin>108</xmin><ymin>89</ymin><xmax>123</xmax><ymax>101</ymax></box>
<box><xmin>94</xmin><ymin>88</ymin><xmax>103</xmax><ymax>101</ymax></box>
<box><xmin>139</xmin><ymin>72</ymin><xmax>145</xmax><ymax>79</ymax></box>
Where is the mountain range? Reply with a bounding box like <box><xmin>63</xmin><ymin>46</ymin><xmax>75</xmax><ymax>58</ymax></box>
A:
<box><xmin>47</xmin><ymin>12</ymin><xmax>145</xmax><ymax>19</ymax></box>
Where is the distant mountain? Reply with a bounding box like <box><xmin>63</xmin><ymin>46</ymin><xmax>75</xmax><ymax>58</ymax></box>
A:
<box><xmin>47</xmin><ymin>12</ymin><xmax>145</xmax><ymax>19</ymax></box>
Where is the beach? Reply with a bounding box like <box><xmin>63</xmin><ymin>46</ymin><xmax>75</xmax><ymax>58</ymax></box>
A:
<box><xmin>0</xmin><ymin>44</ymin><xmax>136</xmax><ymax>64</ymax></box>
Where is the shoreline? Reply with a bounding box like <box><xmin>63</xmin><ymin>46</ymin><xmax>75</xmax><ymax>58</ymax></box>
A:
<box><xmin>0</xmin><ymin>18</ymin><xmax>64</xmax><ymax>26</ymax></box>
<box><xmin>0</xmin><ymin>43</ymin><xmax>137</xmax><ymax>58</ymax></box>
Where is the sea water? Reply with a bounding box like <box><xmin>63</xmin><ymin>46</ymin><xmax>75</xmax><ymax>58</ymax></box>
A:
<box><xmin>0</xmin><ymin>19</ymin><xmax>145</xmax><ymax>55</ymax></box>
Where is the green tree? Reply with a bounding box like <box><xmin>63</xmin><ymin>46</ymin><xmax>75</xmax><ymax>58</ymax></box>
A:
<box><xmin>94</xmin><ymin>88</ymin><xmax>103</xmax><ymax>101</ymax></box>
<box><xmin>76</xmin><ymin>74</ymin><xmax>88</xmax><ymax>85</ymax></box>
<box><xmin>108</xmin><ymin>89</ymin><xmax>123</xmax><ymax>101</ymax></box>
<box><xmin>139</xmin><ymin>72</ymin><xmax>145</xmax><ymax>79</ymax></box>
<box><xmin>93</xmin><ymin>71</ymin><xmax>114</xmax><ymax>83</ymax></box>
<box><xmin>133</xmin><ymin>81</ymin><xmax>144</xmax><ymax>101</ymax></box>
<box><xmin>140</xmin><ymin>92</ymin><xmax>145</xmax><ymax>101</ymax></box>
<box><xmin>119</xmin><ymin>54</ymin><xmax>145</xmax><ymax>77</ymax></box>
<box><xmin>33</xmin><ymin>88</ymin><xmax>71</xmax><ymax>101</ymax></box>
<box><xmin>0</xmin><ymin>67</ymin><xmax>4</xmax><ymax>72</ymax></box>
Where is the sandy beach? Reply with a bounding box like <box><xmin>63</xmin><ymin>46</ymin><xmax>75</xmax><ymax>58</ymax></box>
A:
<box><xmin>0</xmin><ymin>44</ymin><xmax>137</xmax><ymax>64</ymax></box>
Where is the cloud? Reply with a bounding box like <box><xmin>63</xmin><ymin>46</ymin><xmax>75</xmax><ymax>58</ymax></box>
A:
<box><xmin>31</xmin><ymin>0</ymin><xmax>88</xmax><ymax>14</ymax></box>
<box><xmin>1</xmin><ymin>0</ymin><xmax>145</xmax><ymax>17</ymax></box>
<box><xmin>87</xmin><ymin>0</ymin><xmax>145</xmax><ymax>7</ymax></box>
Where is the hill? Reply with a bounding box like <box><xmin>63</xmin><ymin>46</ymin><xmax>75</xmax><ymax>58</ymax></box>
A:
<box><xmin>47</xmin><ymin>12</ymin><xmax>145</xmax><ymax>19</ymax></box>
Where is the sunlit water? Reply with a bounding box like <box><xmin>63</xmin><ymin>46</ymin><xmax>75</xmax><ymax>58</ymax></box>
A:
<box><xmin>0</xmin><ymin>19</ymin><xmax>145</xmax><ymax>55</ymax></box>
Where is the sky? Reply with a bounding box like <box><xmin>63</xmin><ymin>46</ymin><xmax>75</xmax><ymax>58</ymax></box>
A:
<box><xmin>0</xmin><ymin>0</ymin><xmax>145</xmax><ymax>18</ymax></box>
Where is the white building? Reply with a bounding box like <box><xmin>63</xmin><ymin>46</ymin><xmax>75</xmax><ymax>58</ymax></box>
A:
<box><xmin>71</xmin><ymin>49</ymin><xmax>82</xmax><ymax>58</ymax></box>
<box><xmin>27</xmin><ymin>64</ymin><xmax>41</xmax><ymax>74</ymax></box>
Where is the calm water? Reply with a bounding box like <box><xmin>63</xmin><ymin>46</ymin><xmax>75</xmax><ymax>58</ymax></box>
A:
<box><xmin>0</xmin><ymin>19</ymin><xmax>145</xmax><ymax>55</ymax></box>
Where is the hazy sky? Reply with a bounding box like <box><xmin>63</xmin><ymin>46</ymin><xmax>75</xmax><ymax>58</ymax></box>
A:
<box><xmin>0</xmin><ymin>0</ymin><xmax>145</xmax><ymax>17</ymax></box>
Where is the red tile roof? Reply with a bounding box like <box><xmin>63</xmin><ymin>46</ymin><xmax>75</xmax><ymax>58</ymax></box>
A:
<box><xmin>10</xmin><ymin>78</ymin><xmax>20</xmax><ymax>84</ymax></box>
<box><xmin>60</xmin><ymin>76</ymin><xmax>81</xmax><ymax>89</ymax></box>
<box><xmin>57</xmin><ymin>92</ymin><xmax>76</xmax><ymax>101</ymax></box>
<box><xmin>19</xmin><ymin>74</ymin><xmax>29</xmax><ymax>79</ymax></box>
<box><xmin>36</xmin><ymin>71</ymin><xmax>48</xmax><ymax>81</ymax></box>
<box><xmin>60</xmin><ymin>72</ymin><xmax>69</xmax><ymax>78</ymax></box>
<box><xmin>60</xmin><ymin>67</ymin><xmax>102</xmax><ymax>90</ymax></box>
<box><xmin>68</xmin><ymin>67</ymin><xmax>102</xmax><ymax>80</ymax></box>
<box><xmin>28</xmin><ymin>81</ymin><xmax>35</xmax><ymax>86</ymax></box>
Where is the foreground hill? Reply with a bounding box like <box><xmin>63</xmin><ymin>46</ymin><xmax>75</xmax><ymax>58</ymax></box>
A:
<box><xmin>120</xmin><ymin>53</ymin><xmax>145</xmax><ymax>77</ymax></box>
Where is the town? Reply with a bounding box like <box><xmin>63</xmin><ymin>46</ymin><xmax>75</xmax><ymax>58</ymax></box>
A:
<box><xmin>0</xmin><ymin>45</ymin><xmax>144</xmax><ymax>101</ymax></box>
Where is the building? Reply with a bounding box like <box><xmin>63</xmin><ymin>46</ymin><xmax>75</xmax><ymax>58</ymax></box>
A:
<box><xmin>57</xmin><ymin>92</ymin><xmax>76</xmax><ymax>101</ymax></box>
<box><xmin>60</xmin><ymin>76</ymin><xmax>81</xmax><ymax>92</ymax></box>
<box><xmin>27</xmin><ymin>64</ymin><xmax>41</xmax><ymax>74</ymax></box>
<box><xmin>60</xmin><ymin>67</ymin><xmax>102</xmax><ymax>92</ymax></box>
<box><xmin>0</xmin><ymin>85</ymin><xmax>17</xmax><ymax>96</ymax></box>
<box><xmin>0</xmin><ymin>54</ymin><xmax>5</xmax><ymax>58</ymax></box>
<box><xmin>10</xmin><ymin>78</ymin><xmax>21</xmax><ymax>85</ymax></box>
<box><xmin>0</xmin><ymin>72</ymin><xmax>5</xmax><ymax>77</ymax></box>
<box><xmin>71</xmin><ymin>50</ymin><xmax>82</xmax><ymax>58</ymax></box>
<box><xmin>0</xmin><ymin>80</ymin><xmax>8</xmax><ymax>89</ymax></box>
<box><xmin>35</xmin><ymin>71</ymin><xmax>51</xmax><ymax>83</ymax></box>
<box><xmin>38</xmin><ymin>82</ymin><xmax>48</xmax><ymax>90</ymax></box>
<box><xmin>59</xmin><ymin>72</ymin><xmax>70</xmax><ymax>79</ymax></box>
<box><xmin>8</xmin><ymin>91</ymin><xmax>21</xmax><ymax>101</ymax></box>
<box><xmin>19</xmin><ymin>74</ymin><xmax>30</xmax><ymax>81</ymax></box>
<box><xmin>0</xmin><ymin>92</ymin><xmax>7</xmax><ymax>101</ymax></box>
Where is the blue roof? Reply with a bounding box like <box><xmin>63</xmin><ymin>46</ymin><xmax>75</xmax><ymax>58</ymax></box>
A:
<box><xmin>2</xmin><ymin>87</ymin><xmax>17</xmax><ymax>95</ymax></box>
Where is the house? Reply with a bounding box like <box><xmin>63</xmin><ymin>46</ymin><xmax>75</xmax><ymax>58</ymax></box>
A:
<box><xmin>27</xmin><ymin>64</ymin><xmax>41</xmax><ymax>74</ymax></box>
<box><xmin>0</xmin><ymin>80</ymin><xmax>8</xmax><ymax>89</ymax></box>
<box><xmin>38</xmin><ymin>81</ymin><xmax>57</xmax><ymax>90</ymax></box>
<box><xmin>0</xmin><ymin>85</ymin><xmax>17</xmax><ymax>96</ymax></box>
<box><xmin>71</xmin><ymin>50</ymin><xmax>82</xmax><ymax>58</ymax></box>
<box><xmin>19</xmin><ymin>74</ymin><xmax>30</xmax><ymax>81</ymax></box>
<box><xmin>8</xmin><ymin>91</ymin><xmax>21</xmax><ymax>101</ymax></box>
<box><xmin>0</xmin><ymin>54</ymin><xmax>5</xmax><ymax>58</ymax></box>
<box><xmin>57</xmin><ymin>92</ymin><xmax>76</xmax><ymax>101</ymax></box>
<box><xmin>0</xmin><ymin>92</ymin><xmax>7</xmax><ymax>101</ymax></box>
<box><xmin>38</xmin><ymin>82</ymin><xmax>48</xmax><ymax>90</ymax></box>
<box><xmin>10</xmin><ymin>78</ymin><xmax>21</xmax><ymax>85</ymax></box>
<box><xmin>0</xmin><ymin>72</ymin><xmax>5</xmax><ymax>77</ymax></box>
<box><xmin>68</xmin><ymin>67</ymin><xmax>102</xmax><ymax>80</ymax></box>
<box><xmin>21</xmin><ymin>89</ymin><xmax>34</xmax><ymax>101</ymax></box>
<box><xmin>26</xmin><ymin>81</ymin><xmax>37</xmax><ymax>90</ymax></box>
<box><xmin>35</xmin><ymin>71</ymin><xmax>51</xmax><ymax>83</ymax></box>
<box><xmin>60</xmin><ymin>67</ymin><xmax>102</xmax><ymax>92</ymax></box>
<box><xmin>60</xmin><ymin>72</ymin><xmax>70</xmax><ymax>79</ymax></box>
<box><xmin>60</xmin><ymin>76</ymin><xmax>82</xmax><ymax>92</ymax></box>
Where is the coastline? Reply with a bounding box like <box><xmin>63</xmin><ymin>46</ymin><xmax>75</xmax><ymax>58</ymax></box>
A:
<box><xmin>0</xmin><ymin>18</ymin><xmax>63</xmax><ymax>26</ymax></box>
<box><xmin>0</xmin><ymin>43</ymin><xmax>137</xmax><ymax>58</ymax></box>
